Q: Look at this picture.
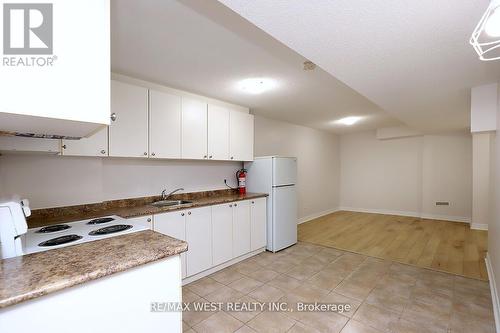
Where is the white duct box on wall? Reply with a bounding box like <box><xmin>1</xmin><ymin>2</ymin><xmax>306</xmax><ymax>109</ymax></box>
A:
<box><xmin>0</xmin><ymin>0</ymin><xmax>110</xmax><ymax>138</ymax></box>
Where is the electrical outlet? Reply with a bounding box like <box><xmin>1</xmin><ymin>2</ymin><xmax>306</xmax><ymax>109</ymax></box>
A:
<box><xmin>435</xmin><ymin>202</ymin><xmax>450</xmax><ymax>206</ymax></box>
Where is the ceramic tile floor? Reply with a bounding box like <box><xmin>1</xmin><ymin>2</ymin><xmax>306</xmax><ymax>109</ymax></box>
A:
<box><xmin>183</xmin><ymin>242</ymin><xmax>495</xmax><ymax>333</ymax></box>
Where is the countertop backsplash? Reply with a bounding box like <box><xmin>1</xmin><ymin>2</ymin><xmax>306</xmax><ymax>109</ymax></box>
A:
<box><xmin>0</xmin><ymin>154</ymin><xmax>242</xmax><ymax>209</ymax></box>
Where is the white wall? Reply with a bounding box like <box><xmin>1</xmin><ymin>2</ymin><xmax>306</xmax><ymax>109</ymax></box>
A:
<box><xmin>340</xmin><ymin>132</ymin><xmax>423</xmax><ymax>215</ymax></box>
<box><xmin>487</xmin><ymin>85</ymin><xmax>500</xmax><ymax>333</ymax></box>
<box><xmin>421</xmin><ymin>134</ymin><xmax>472</xmax><ymax>221</ymax></box>
<box><xmin>340</xmin><ymin>131</ymin><xmax>472</xmax><ymax>222</ymax></box>
<box><xmin>471</xmin><ymin>83</ymin><xmax>497</xmax><ymax>133</ymax></box>
<box><xmin>253</xmin><ymin>115</ymin><xmax>340</xmax><ymax>222</ymax></box>
<box><xmin>0</xmin><ymin>155</ymin><xmax>240</xmax><ymax>209</ymax></box>
<box><xmin>472</xmin><ymin>133</ymin><xmax>494</xmax><ymax>230</ymax></box>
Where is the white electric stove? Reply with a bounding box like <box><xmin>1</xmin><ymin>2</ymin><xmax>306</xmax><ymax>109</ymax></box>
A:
<box><xmin>22</xmin><ymin>215</ymin><xmax>148</xmax><ymax>255</ymax></box>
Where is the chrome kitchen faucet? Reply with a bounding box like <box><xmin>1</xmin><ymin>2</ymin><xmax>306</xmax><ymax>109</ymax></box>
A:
<box><xmin>161</xmin><ymin>188</ymin><xmax>184</xmax><ymax>201</ymax></box>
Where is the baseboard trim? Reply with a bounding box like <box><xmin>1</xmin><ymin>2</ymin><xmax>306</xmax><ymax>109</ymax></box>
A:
<box><xmin>420</xmin><ymin>213</ymin><xmax>471</xmax><ymax>224</ymax></box>
<box><xmin>339</xmin><ymin>207</ymin><xmax>420</xmax><ymax>218</ymax></box>
<box><xmin>471</xmin><ymin>223</ymin><xmax>489</xmax><ymax>231</ymax></box>
<box><xmin>486</xmin><ymin>253</ymin><xmax>500</xmax><ymax>333</ymax></box>
<box><xmin>338</xmin><ymin>207</ymin><xmax>471</xmax><ymax>224</ymax></box>
<box><xmin>298</xmin><ymin>208</ymin><xmax>340</xmax><ymax>224</ymax></box>
<box><xmin>181</xmin><ymin>247</ymin><xmax>265</xmax><ymax>285</ymax></box>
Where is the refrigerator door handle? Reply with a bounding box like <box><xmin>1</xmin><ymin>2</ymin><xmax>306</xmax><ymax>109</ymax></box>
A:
<box><xmin>272</xmin><ymin>184</ymin><xmax>295</xmax><ymax>188</ymax></box>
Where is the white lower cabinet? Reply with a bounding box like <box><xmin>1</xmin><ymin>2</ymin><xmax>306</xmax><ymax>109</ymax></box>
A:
<box><xmin>153</xmin><ymin>211</ymin><xmax>187</xmax><ymax>279</ymax></box>
<box><xmin>250</xmin><ymin>198</ymin><xmax>267</xmax><ymax>251</ymax></box>
<box><xmin>232</xmin><ymin>200</ymin><xmax>251</xmax><ymax>258</ymax></box>
<box><xmin>152</xmin><ymin>199</ymin><xmax>265</xmax><ymax>280</ymax></box>
<box><xmin>127</xmin><ymin>215</ymin><xmax>153</xmax><ymax>230</ymax></box>
<box><xmin>212</xmin><ymin>203</ymin><xmax>233</xmax><ymax>266</ymax></box>
<box><xmin>185</xmin><ymin>206</ymin><xmax>212</xmax><ymax>276</ymax></box>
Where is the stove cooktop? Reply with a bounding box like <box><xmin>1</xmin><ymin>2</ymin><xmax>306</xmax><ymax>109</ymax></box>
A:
<box><xmin>36</xmin><ymin>224</ymin><xmax>71</xmax><ymax>233</ymax></box>
<box><xmin>38</xmin><ymin>234</ymin><xmax>83</xmax><ymax>247</ymax></box>
<box><xmin>86</xmin><ymin>217</ymin><xmax>115</xmax><ymax>225</ymax></box>
<box><xmin>88</xmin><ymin>224</ymin><xmax>132</xmax><ymax>236</ymax></box>
<box><xmin>23</xmin><ymin>215</ymin><xmax>149</xmax><ymax>255</ymax></box>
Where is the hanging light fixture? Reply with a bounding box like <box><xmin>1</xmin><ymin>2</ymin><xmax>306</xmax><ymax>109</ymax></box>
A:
<box><xmin>470</xmin><ymin>0</ymin><xmax>500</xmax><ymax>61</ymax></box>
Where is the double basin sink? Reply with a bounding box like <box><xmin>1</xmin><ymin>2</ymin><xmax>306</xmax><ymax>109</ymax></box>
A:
<box><xmin>150</xmin><ymin>200</ymin><xmax>193</xmax><ymax>208</ymax></box>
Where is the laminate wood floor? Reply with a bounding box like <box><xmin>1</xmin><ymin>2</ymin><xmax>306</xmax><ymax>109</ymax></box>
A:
<box><xmin>298</xmin><ymin>211</ymin><xmax>489</xmax><ymax>280</ymax></box>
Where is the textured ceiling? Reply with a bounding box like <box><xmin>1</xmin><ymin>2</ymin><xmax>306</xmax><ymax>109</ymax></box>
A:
<box><xmin>111</xmin><ymin>0</ymin><xmax>400</xmax><ymax>134</ymax></box>
<box><xmin>218</xmin><ymin>0</ymin><xmax>500</xmax><ymax>132</ymax></box>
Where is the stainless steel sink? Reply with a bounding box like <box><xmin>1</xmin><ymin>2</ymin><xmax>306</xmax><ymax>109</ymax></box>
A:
<box><xmin>150</xmin><ymin>200</ymin><xmax>193</xmax><ymax>208</ymax></box>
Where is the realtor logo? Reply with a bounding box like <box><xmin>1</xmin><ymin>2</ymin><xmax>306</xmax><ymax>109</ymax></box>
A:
<box><xmin>3</xmin><ymin>3</ymin><xmax>53</xmax><ymax>55</ymax></box>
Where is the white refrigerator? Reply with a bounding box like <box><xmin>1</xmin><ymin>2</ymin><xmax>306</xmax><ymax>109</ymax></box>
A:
<box><xmin>245</xmin><ymin>156</ymin><xmax>297</xmax><ymax>252</ymax></box>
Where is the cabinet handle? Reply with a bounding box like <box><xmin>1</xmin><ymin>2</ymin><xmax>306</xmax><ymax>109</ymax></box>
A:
<box><xmin>181</xmin><ymin>213</ymin><xmax>185</xmax><ymax>217</ymax></box>
<box><xmin>234</xmin><ymin>203</ymin><xmax>238</xmax><ymax>207</ymax></box>
<box><xmin>188</xmin><ymin>212</ymin><xmax>191</xmax><ymax>215</ymax></box>
<box><xmin>251</xmin><ymin>201</ymin><xmax>255</xmax><ymax>204</ymax></box>
<box><xmin>152</xmin><ymin>153</ymin><xmax>156</xmax><ymax>156</ymax></box>
<box><xmin>62</xmin><ymin>144</ymin><xmax>67</xmax><ymax>149</ymax></box>
<box><xmin>230</xmin><ymin>157</ymin><xmax>234</xmax><ymax>160</ymax></box>
<box><xmin>143</xmin><ymin>152</ymin><xmax>148</xmax><ymax>156</ymax></box>
<box><xmin>229</xmin><ymin>204</ymin><xmax>232</xmax><ymax>208</ymax></box>
<box><xmin>147</xmin><ymin>218</ymin><xmax>151</xmax><ymax>223</ymax></box>
<box><xmin>110</xmin><ymin>113</ymin><xmax>117</xmax><ymax>122</ymax></box>
<box><xmin>209</xmin><ymin>155</ymin><xmax>213</xmax><ymax>159</ymax></box>
<box><xmin>204</xmin><ymin>155</ymin><xmax>207</xmax><ymax>159</ymax></box>
<box><xmin>100</xmin><ymin>150</ymin><xmax>106</xmax><ymax>155</ymax></box>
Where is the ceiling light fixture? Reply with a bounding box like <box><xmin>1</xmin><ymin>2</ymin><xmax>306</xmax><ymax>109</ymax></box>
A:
<box><xmin>470</xmin><ymin>0</ymin><xmax>500</xmax><ymax>61</ymax></box>
<box><xmin>237</xmin><ymin>78</ymin><xmax>277</xmax><ymax>94</ymax></box>
<box><xmin>335</xmin><ymin>116</ymin><xmax>362</xmax><ymax>126</ymax></box>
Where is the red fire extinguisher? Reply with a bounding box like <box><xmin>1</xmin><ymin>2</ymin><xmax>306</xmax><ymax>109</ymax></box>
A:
<box><xmin>236</xmin><ymin>169</ymin><xmax>247</xmax><ymax>195</ymax></box>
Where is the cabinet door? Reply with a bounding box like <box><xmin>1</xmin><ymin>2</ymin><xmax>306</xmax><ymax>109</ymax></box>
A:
<box><xmin>229</xmin><ymin>111</ymin><xmax>254</xmax><ymax>161</ymax></box>
<box><xmin>127</xmin><ymin>215</ymin><xmax>153</xmax><ymax>230</ymax></box>
<box><xmin>211</xmin><ymin>203</ymin><xmax>233</xmax><ymax>266</ymax></box>
<box><xmin>149</xmin><ymin>90</ymin><xmax>181</xmax><ymax>159</ymax></box>
<box><xmin>0</xmin><ymin>136</ymin><xmax>60</xmax><ymax>154</ymax></box>
<box><xmin>250</xmin><ymin>198</ymin><xmax>267</xmax><ymax>251</ymax></box>
<box><xmin>62</xmin><ymin>126</ymin><xmax>108</xmax><ymax>157</ymax></box>
<box><xmin>109</xmin><ymin>80</ymin><xmax>149</xmax><ymax>158</ymax></box>
<box><xmin>154</xmin><ymin>211</ymin><xmax>187</xmax><ymax>278</ymax></box>
<box><xmin>208</xmin><ymin>104</ymin><xmax>229</xmax><ymax>160</ymax></box>
<box><xmin>232</xmin><ymin>200</ymin><xmax>251</xmax><ymax>257</ymax></box>
<box><xmin>181</xmin><ymin>98</ymin><xmax>207</xmax><ymax>160</ymax></box>
<box><xmin>185</xmin><ymin>206</ymin><xmax>212</xmax><ymax>276</ymax></box>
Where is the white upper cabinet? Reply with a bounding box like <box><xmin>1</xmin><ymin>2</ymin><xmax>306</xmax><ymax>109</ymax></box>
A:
<box><xmin>149</xmin><ymin>90</ymin><xmax>182</xmax><ymax>159</ymax></box>
<box><xmin>230</xmin><ymin>111</ymin><xmax>254</xmax><ymax>161</ymax></box>
<box><xmin>109</xmin><ymin>81</ymin><xmax>149</xmax><ymax>158</ymax></box>
<box><xmin>232</xmin><ymin>200</ymin><xmax>251</xmax><ymax>258</ymax></box>
<box><xmin>62</xmin><ymin>127</ymin><xmax>108</xmax><ymax>157</ymax></box>
<box><xmin>4</xmin><ymin>76</ymin><xmax>254</xmax><ymax>161</ymax></box>
<box><xmin>181</xmin><ymin>98</ymin><xmax>208</xmax><ymax>160</ymax></box>
<box><xmin>208</xmin><ymin>105</ymin><xmax>230</xmax><ymax>160</ymax></box>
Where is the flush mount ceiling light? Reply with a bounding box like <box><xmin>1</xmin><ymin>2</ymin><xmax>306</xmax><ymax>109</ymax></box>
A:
<box><xmin>470</xmin><ymin>0</ymin><xmax>500</xmax><ymax>61</ymax></box>
<box><xmin>237</xmin><ymin>78</ymin><xmax>277</xmax><ymax>94</ymax></box>
<box><xmin>335</xmin><ymin>116</ymin><xmax>362</xmax><ymax>126</ymax></box>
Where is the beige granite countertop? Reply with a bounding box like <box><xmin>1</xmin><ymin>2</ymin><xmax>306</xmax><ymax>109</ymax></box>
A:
<box><xmin>0</xmin><ymin>230</ymin><xmax>187</xmax><ymax>309</ymax></box>
<box><xmin>28</xmin><ymin>190</ymin><xmax>268</xmax><ymax>228</ymax></box>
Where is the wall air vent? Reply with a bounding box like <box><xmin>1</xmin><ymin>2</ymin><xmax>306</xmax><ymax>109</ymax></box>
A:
<box><xmin>435</xmin><ymin>202</ymin><xmax>450</xmax><ymax>206</ymax></box>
